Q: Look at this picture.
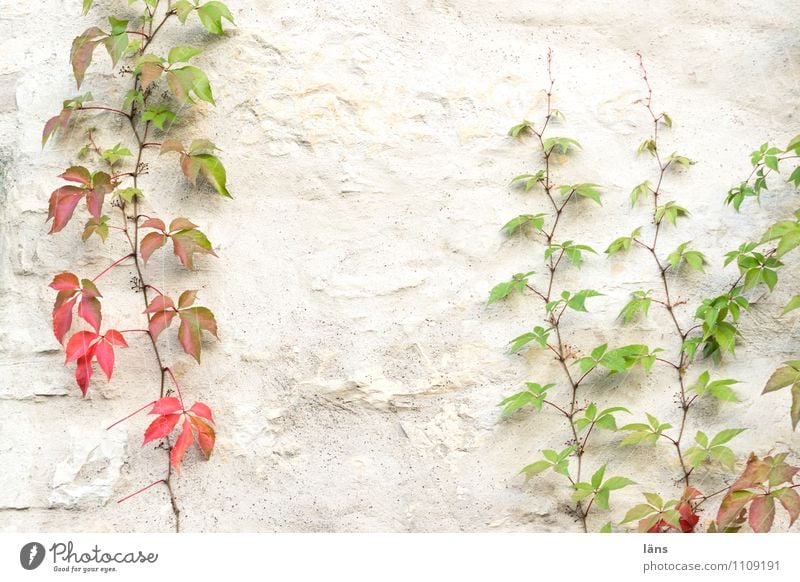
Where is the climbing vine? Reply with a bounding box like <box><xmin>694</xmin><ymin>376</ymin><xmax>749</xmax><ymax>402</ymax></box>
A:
<box><xmin>493</xmin><ymin>52</ymin><xmax>800</xmax><ymax>533</ymax></box>
<box><xmin>43</xmin><ymin>0</ymin><xmax>234</xmax><ymax>530</ymax></box>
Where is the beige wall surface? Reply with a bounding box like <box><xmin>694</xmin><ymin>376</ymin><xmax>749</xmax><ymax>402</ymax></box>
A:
<box><xmin>1</xmin><ymin>0</ymin><xmax>799</xmax><ymax>532</ymax></box>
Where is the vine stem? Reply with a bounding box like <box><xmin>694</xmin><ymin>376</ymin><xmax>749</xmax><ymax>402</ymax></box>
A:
<box><xmin>92</xmin><ymin>253</ymin><xmax>134</xmax><ymax>282</ymax></box>
<box><xmin>103</xmin><ymin>0</ymin><xmax>181</xmax><ymax>532</ymax></box>
<box><xmin>524</xmin><ymin>49</ymin><xmax>589</xmax><ymax>532</ymax></box>
<box><xmin>636</xmin><ymin>53</ymin><xmax>692</xmax><ymax>488</ymax></box>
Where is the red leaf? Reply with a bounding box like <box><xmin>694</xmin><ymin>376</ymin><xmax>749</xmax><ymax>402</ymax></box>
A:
<box><xmin>189</xmin><ymin>415</ymin><xmax>215</xmax><ymax>459</ymax></box>
<box><xmin>189</xmin><ymin>401</ymin><xmax>214</xmax><ymax>422</ymax></box>
<box><xmin>78</xmin><ymin>295</ymin><xmax>102</xmax><ymax>331</ymax></box>
<box><xmin>75</xmin><ymin>353</ymin><xmax>95</xmax><ymax>396</ymax></box>
<box><xmin>678</xmin><ymin>502</ymin><xmax>699</xmax><ymax>533</ymax></box>
<box><xmin>140</xmin><ymin>232</ymin><xmax>168</xmax><ymax>264</ymax></box>
<box><xmin>104</xmin><ymin>330</ymin><xmax>128</xmax><ymax>347</ymax></box>
<box><xmin>70</xmin><ymin>27</ymin><xmax>105</xmax><ymax>88</ymax></box>
<box><xmin>149</xmin><ymin>310</ymin><xmax>176</xmax><ymax>341</ymax></box>
<box><xmin>94</xmin><ymin>338</ymin><xmax>115</xmax><ymax>381</ymax></box>
<box><xmin>59</xmin><ymin>166</ymin><xmax>91</xmax><ymax>185</ymax></box>
<box><xmin>170</xmin><ymin>418</ymin><xmax>194</xmax><ymax>472</ymax></box>
<box><xmin>178</xmin><ymin>306</ymin><xmax>218</xmax><ymax>363</ymax></box>
<box><xmin>53</xmin><ymin>295</ymin><xmax>78</xmax><ymax>344</ymax></box>
<box><xmin>47</xmin><ymin>186</ymin><xmax>85</xmax><ymax>233</ymax></box>
<box><xmin>42</xmin><ymin>115</ymin><xmax>61</xmax><ymax>148</ymax></box>
<box><xmin>65</xmin><ymin>330</ymin><xmax>100</xmax><ymax>363</ymax></box>
<box><xmin>145</xmin><ymin>295</ymin><xmax>176</xmax><ymax>313</ymax></box>
<box><xmin>748</xmin><ymin>495</ymin><xmax>775</xmax><ymax>533</ymax></box>
<box><xmin>50</xmin><ymin>272</ymin><xmax>80</xmax><ymax>291</ymax></box>
<box><xmin>141</xmin><ymin>218</ymin><xmax>167</xmax><ymax>231</ymax></box>
<box><xmin>143</xmin><ymin>413</ymin><xmax>181</xmax><ymax>445</ymax></box>
<box><xmin>151</xmin><ymin>396</ymin><xmax>183</xmax><ymax>415</ymax></box>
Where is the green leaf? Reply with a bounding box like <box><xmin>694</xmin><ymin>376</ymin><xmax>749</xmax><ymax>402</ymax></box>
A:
<box><xmin>101</xmin><ymin>143</ymin><xmax>133</xmax><ymax>165</ymax></box>
<box><xmin>591</xmin><ymin>465</ymin><xmax>606</xmax><ymax>490</ymax></box>
<box><xmin>510</xmin><ymin>171</ymin><xmax>545</xmax><ymax>192</ymax></box>
<box><xmin>116</xmin><ymin>187</ymin><xmax>142</xmax><ymax>203</ymax></box>
<box><xmin>168</xmin><ymin>46</ymin><xmax>203</xmax><ymax>65</ymax></box>
<box><xmin>599</xmin><ymin>522</ymin><xmax>612</xmax><ymax>533</ymax></box>
<box><xmin>487</xmin><ymin>272</ymin><xmax>532</xmax><ymax>305</ymax></box>
<box><xmin>543</xmin><ymin>137</ymin><xmax>582</xmax><ymax>154</ymax></box>
<box><xmin>173</xmin><ymin>0</ymin><xmax>196</xmax><ymax>23</ymax></box>
<box><xmin>191</xmin><ymin>154</ymin><xmax>231</xmax><ymax>197</ymax></box>
<box><xmin>501</xmin><ymin>214</ymin><xmax>545</xmax><ymax>236</ymax></box>
<box><xmin>571</xmin><ymin>183</ymin><xmax>603</xmax><ymax>205</ymax></box>
<box><xmin>520</xmin><ymin>460</ymin><xmax>552</xmax><ymax>481</ymax></box>
<box><xmin>508</xmin><ymin>120</ymin><xmax>534</xmax><ymax>138</ymax></box>
<box><xmin>82</xmin><ymin>0</ymin><xmax>94</xmax><ymax>15</ymax></box>
<box><xmin>497</xmin><ymin>383</ymin><xmax>553</xmax><ymax>416</ymax></box>
<box><xmin>603</xmin><ymin>476</ymin><xmax>635</xmax><ymax>491</ymax></box>
<box><xmin>710</xmin><ymin>428</ymin><xmax>745</xmax><ymax>447</ymax></box>
<box><xmin>630</xmin><ymin>181</ymin><xmax>651</xmax><ymax>207</ymax></box>
<box><xmin>618</xmin><ymin>290</ymin><xmax>652</xmax><ymax>324</ymax></box>
<box><xmin>661</xmin><ymin>113</ymin><xmax>673</xmax><ymax>128</ymax></box>
<box><xmin>667</xmin><ymin>153</ymin><xmax>694</xmax><ymax>168</ymax></box>
<box><xmin>655</xmin><ymin>201</ymin><xmax>690</xmax><ymax>227</ymax></box>
<box><xmin>166</xmin><ymin>65</ymin><xmax>215</xmax><ymax>105</ymax></box>
<box><xmin>762</xmin><ymin>363</ymin><xmax>800</xmax><ymax>394</ymax></box>
<box><xmin>637</xmin><ymin>138</ymin><xmax>657</xmax><ymax>157</ymax></box>
<box><xmin>622</xmin><ymin>503</ymin><xmax>657</xmax><ymax>523</ymax></box>
<box><xmin>565</xmin><ymin>289</ymin><xmax>602</xmax><ymax>312</ymax></box>
<box><xmin>197</xmin><ymin>1</ymin><xmax>235</xmax><ymax>35</ymax></box>
<box><xmin>141</xmin><ymin>106</ymin><xmax>177</xmax><ymax>131</ymax></box>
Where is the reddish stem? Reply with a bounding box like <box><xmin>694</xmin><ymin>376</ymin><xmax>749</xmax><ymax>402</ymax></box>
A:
<box><xmin>117</xmin><ymin>479</ymin><xmax>166</xmax><ymax>504</ymax></box>
<box><xmin>118</xmin><ymin>329</ymin><xmax>150</xmax><ymax>334</ymax></box>
<box><xmin>164</xmin><ymin>367</ymin><xmax>186</xmax><ymax>409</ymax></box>
<box><xmin>78</xmin><ymin>105</ymin><xmax>131</xmax><ymax>119</ymax></box>
<box><xmin>106</xmin><ymin>399</ymin><xmax>157</xmax><ymax>431</ymax></box>
<box><xmin>92</xmin><ymin>253</ymin><xmax>134</xmax><ymax>282</ymax></box>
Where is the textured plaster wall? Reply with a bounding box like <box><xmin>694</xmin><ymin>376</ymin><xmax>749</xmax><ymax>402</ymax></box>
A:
<box><xmin>1</xmin><ymin>0</ymin><xmax>799</xmax><ymax>532</ymax></box>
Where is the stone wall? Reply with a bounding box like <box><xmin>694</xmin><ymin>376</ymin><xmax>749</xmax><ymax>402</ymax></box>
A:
<box><xmin>1</xmin><ymin>0</ymin><xmax>798</xmax><ymax>532</ymax></box>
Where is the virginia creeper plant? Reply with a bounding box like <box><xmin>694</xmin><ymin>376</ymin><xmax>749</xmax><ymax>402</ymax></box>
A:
<box><xmin>493</xmin><ymin>53</ymin><xmax>800</xmax><ymax>533</ymax></box>
<box><xmin>724</xmin><ymin>133</ymin><xmax>800</xmax><ymax>429</ymax></box>
<box><xmin>491</xmin><ymin>50</ymin><xmax>637</xmax><ymax>533</ymax></box>
<box><xmin>43</xmin><ymin>0</ymin><xmax>234</xmax><ymax>530</ymax></box>
<box><xmin>604</xmin><ymin>56</ymin><xmax>799</xmax><ymax>533</ymax></box>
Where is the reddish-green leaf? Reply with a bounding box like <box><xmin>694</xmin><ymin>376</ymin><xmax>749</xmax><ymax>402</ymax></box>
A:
<box><xmin>178</xmin><ymin>306</ymin><xmax>218</xmax><ymax>363</ymax></box>
<box><xmin>59</xmin><ymin>166</ymin><xmax>91</xmax><ymax>185</ymax></box>
<box><xmin>47</xmin><ymin>186</ymin><xmax>84</xmax><ymax>233</ymax></box>
<box><xmin>192</xmin><ymin>153</ymin><xmax>231</xmax><ymax>197</ymax></box>
<box><xmin>171</xmin><ymin>227</ymin><xmax>217</xmax><ymax>269</ymax></box>
<box><xmin>748</xmin><ymin>495</ymin><xmax>775</xmax><ymax>533</ymax></box>
<box><xmin>189</xmin><ymin>415</ymin><xmax>215</xmax><ymax>458</ymax></box>
<box><xmin>70</xmin><ymin>27</ymin><xmax>106</xmax><ymax>88</ymax></box>
<box><xmin>178</xmin><ymin>289</ymin><xmax>198</xmax><ymax>309</ymax></box>
<box><xmin>170</xmin><ymin>217</ymin><xmax>197</xmax><ymax>232</ymax></box>
<box><xmin>716</xmin><ymin>490</ymin><xmax>755</xmax><ymax>530</ymax></box>
<box><xmin>141</xmin><ymin>217</ymin><xmax>167</xmax><ymax>231</ymax></box>
<box><xmin>144</xmin><ymin>295</ymin><xmax>177</xmax><ymax>340</ymax></box>
<box><xmin>50</xmin><ymin>272</ymin><xmax>80</xmax><ymax>291</ymax></box>
<box><xmin>140</xmin><ymin>232</ymin><xmax>168</xmax><ymax>264</ymax></box>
